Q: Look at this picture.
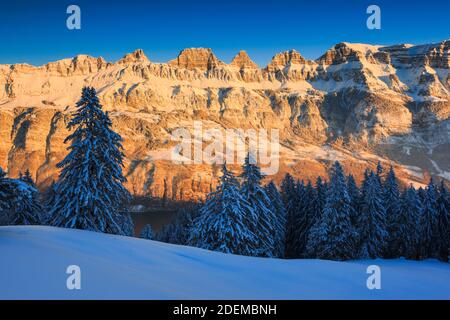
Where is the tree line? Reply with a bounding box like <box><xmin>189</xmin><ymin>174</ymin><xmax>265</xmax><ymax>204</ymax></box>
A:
<box><xmin>157</xmin><ymin>160</ymin><xmax>449</xmax><ymax>262</ymax></box>
<box><xmin>0</xmin><ymin>87</ymin><xmax>448</xmax><ymax>262</ymax></box>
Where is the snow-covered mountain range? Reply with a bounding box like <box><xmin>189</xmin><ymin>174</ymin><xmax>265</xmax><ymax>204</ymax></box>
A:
<box><xmin>0</xmin><ymin>40</ymin><xmax>448</xmax><ymax>200</ymax></box>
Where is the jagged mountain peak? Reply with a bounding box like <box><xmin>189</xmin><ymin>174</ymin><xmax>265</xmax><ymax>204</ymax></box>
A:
<box><xmin>380</xmin><ymin>40</ymin><xmax>449</xmax><ymax>68</ymax></box>
<box><xmin>117</xmin><ymin>49</ymin><xmax>149</xmax><ymax>64</ymax></box>
<box><xmin>38</xmin><ymin>54</ymin><xmax>109</xmax><ymax>75</ymax></box>
<box><xmin>230</xmin><ymin>50</ymin><xmax>258</xmax><ymax>69</ymax></box>
<box><xmin>168</xmin><ymin>48</ymin><xmax>224</xmax><ymax>70</ymax></box>
<box><xmin>317</xmin><ymin>43</ymin><xmax>373</xmax><ymax>65</ymax></box>
<box><xmin>266</xmin><ymin>49</ymin><xmax>307</xmax><ymax>71</ymax></box>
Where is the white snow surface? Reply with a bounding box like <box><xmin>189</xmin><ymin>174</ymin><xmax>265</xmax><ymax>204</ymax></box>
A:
<box><xmin>0</xmin><ymin>226</ymin><xmax>449</xmax><ymax>300</ymax></box>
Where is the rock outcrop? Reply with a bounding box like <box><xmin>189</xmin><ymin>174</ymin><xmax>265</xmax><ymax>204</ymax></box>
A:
<box><xmin>168</xmin><ymin>48</ymin><xmax>224</xmax><ymax>70</ymax></box>
<box><xmin>118</xmin><ymin>49</ymin><xmax>149</xmax><ymax>65</ymax></box>
<box><xmin>230</xmin><ymin>50</ymin><xmax>258</xmax><ymax>69</ymax></box>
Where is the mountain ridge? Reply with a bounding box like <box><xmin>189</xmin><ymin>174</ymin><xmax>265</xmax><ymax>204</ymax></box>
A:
<box><xmin>0</xmin><ymin>39</ymin><xmax>448</xmax><ymax>200</ymax></box>
<box><xmin>3</xmin><ymin>39</ymin><xmax>448</xmax><ymax>69</ymax></box>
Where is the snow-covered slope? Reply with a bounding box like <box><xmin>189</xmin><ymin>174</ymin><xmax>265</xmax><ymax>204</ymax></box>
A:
<box><xmin>0</xmin><ymin>226</ymin><xmax>449</xmax><ymax>300</ymax></box>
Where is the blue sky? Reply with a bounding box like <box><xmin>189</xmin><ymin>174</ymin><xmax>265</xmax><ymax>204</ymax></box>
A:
<box><xmin>1</xmin><ymin>0</ymin><xmax>448</xmax><ymax>66</ymax></box>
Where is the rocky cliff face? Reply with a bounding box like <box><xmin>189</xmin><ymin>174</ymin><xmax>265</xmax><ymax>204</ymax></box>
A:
<box><xmin>168</xmin><ymin>48</ymin><xmax>224</xmax><ymax>71</ymax></box>
<box><xmin>0</xmin><ymin>40</ymin><xmax>449</xmax><ymax>200</ymax></box>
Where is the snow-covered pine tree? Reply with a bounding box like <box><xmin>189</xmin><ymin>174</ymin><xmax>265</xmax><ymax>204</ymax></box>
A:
<box><xmin>0</xmin><ymin>167</ymin><xmax>43</xmax><ymax>225</ymax></box>
<box><xmin>294</xmin><ymin>181</ymin><xmax>319</xmax><ymax>257</ymax></box>
<box><xmin>170</xmin><ymin>207</ymin><xmax>199</xmax><ymax>245</ymax></box>
<box><xmin>436</xmin><ymin>181</ymin><xmax>450</xmax><ymax>262</ymax></box>
<box><xmin>383</xmin><ymin>166</ymin><xmax>402</xmax><ymax>258</ymax></box>
<box><xmin>301</xmin><ymin>181</ymin><xmax>321</xmax><ymax>258</ymax></box>
<box><xmin>357</xmin><ymin>171</ymin><xmax>388</xmax><ymax>259</ymax></box>
<box><xmin>240</xmin><ymin>153</ymin><xmax>279</xmax><ymax>257</ymax></box>
<box><xmin>20</xmin><ymin>169</ymin><xmax>35</xmax><ymax>188</ymax></box>
<box><xmin>280</xmin><ymin>173</ymin><xmax>296</xmax><ymax>206</ymax></box>
<box><xmin>419</xmin><ymin>179</ymin><xmax>440</xmax><ymax>259</ymax></box>
<box><xmin>265</xmin><ymin>181</ymin><xmax>286</xmax><ymax>219</ymax></box>
<box><xmin>280</xmin><ymin>173</ymin><xmax>299</xmax><ymax>257</ymax></box>
<box><xmin>49</xmin><ymin>87</ymin><xmax>130</xmax><ymax>235</ymax></box>
<box><xmin>156</xmin><ymin>222</ymin><xmax>178</xmax><ymax>244</ymax></box>
<box><xmin>315</xmin><ymin>176</ymin><xmax>327</xmax><ymax>216</ymax></box>
<box><xmin>398</xmin><ymin>186</ymin><xmax>422</xmax><ymax>259</ymax></box>
<box><xmin>190</xmin><ymin>163</ymin><xmax>259</xmax><ymax>256</ymax></box>
<box><xmin>43</xmin><ymin>181</ymin><xmax>57</xmax><ymax>212</ymax></box>
<box><xmin>346</xmin><ymin>174</ymin><xmax>360</xmax><ymax>227</ymax></box>
<box><xmin>418</xmin><ymin>187</ymin><xmax>427</xmax><ymax>203</ymax></box>
<box><xmin>0</xmin><ymin>167</ymin><xmax>10</xmax><ymax>224</ymax></box>
<box><xmin>140</xmin><ymin>224</ymin><xmax>154</xmax><ymax>240</ymax></box>
<box><xmin>306</xmin><ymin>161</ymin><xmax>356</xmax><ymax>260</ymax></box>
<box><xmin>265</xmin><ymin>181</ymin><xmax>286</xmax><ymax>258</ymax></box>
<box><xmin>156</xmin><ymin>206</ymin><xmax>199</xmax><ymax>245</ymax></box>
<box><xmin>359</xmin><ymin>169</ymin><xmax>370</xmax><ymax>212</ymax></box>
<box><xmin>116</xmin><ymin>211</ymin><xmax>135</xmax><ymax>237</ymax></box>
<box><xmin>376</xmin><ymin>161</ymin><xmax>383</xmax><ymax>181</ymax></box>
<box><xmin>285</xmin><ymin>180</ymin><xmax>307</xmax><ymax>258</ymax></box>
<box><xmin>306</xmin><ymin>176</ymin><xmax>328</xmax><ymax>258</ymax></box>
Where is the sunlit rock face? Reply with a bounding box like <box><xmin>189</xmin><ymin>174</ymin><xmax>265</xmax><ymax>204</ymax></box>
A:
<box><xmin>0</xmin><ymin>40</ymin><xmax>449</xmax><ymax>200</ymax></box>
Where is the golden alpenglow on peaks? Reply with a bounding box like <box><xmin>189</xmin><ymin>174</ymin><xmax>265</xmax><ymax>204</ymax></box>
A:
<box><xmin>168</xmin><ymin>48</ymin><xmax>224</xmax><ymax>70</ymax></box>
<box><xmin>0</xmin><ymin>40</ymin><xmax>448</xmax><ymax>200</ymax></box>
<box><xmin>230</xmin><ymin>50</ymin><xmax>259</xmax><ymax>69</ymax></box>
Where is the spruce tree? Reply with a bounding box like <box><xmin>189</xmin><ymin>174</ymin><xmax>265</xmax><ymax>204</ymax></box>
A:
<box><xmin>171</xmin><ymin>207</ymin><xmax>199</xmax><ymax>245</ymax></box>
<box><xmin>376</xmin><ymin>161</ymin><xmax>383</xmax><ymax>182</ymax></box>
<box><xmin>157</xmin><ymin>222</ymin><xmax>178</xmax><ymax>244</ymax></box>
<box><xmin>280</xmin><ymin>173</ymin><xmax>298</xmax><ymax>257</ymax></box>
<box><xmin>418</xmin><ymin>187</ymin><xmax>427</xmax><ymax>203</ymax></box>
<box><xmin>49</xmin><ymin>87</ymin><xmax>130</xmax><ymax>235</ymax></box>
<box><xmin>140</xmin><ymin>224</ymin><xmax>154</xmax><ymax>240</ymax></box>
<box><xmin>42</xmin><ymin>181</ymin><xmax>58</xmax><ymax>221</ymax></box>
<box><xmin>436</xmin><ymin>181</ymin><xmax>450</xmax><ymax>261</ymax></box>
<box><xmin>358</xmin><ymin>171</ymin><xmax>388</xmax><ymax>259</ymax></box>
<box><xmin>384</xmin><ymin>166</ymin><xmax>402</xmax><ymax>258</ymax></box>
<box><xmin>306</xmin><ymin>181</ymin><xmax>321</xmax><ymax>224</ymax></box>
<box><xmin>190</xmin><ymin>163</ymin><xmax>259</xmax><ymax>256</ymax></box>
<box><xmin>0</xmin><ymin>167</ymin><xmax>10</xmax><ymax>224</ymax></box>
<box><xmin>300</xmin><ymin>181</ymin><xmax>319</xmax><ymax>257</ymax></box>
<box><xmin>20</xmin><ymin>169</ymin><xmax>35</xmax><ymax>188</ymax></box>
<box><xmin>0</xmin><ymin>167</ymin><xmax>43</xmax><ymax>225</ymax></box>
<box><xmin>285</xmin><ymin>180</ymin><xmax>312</xmax><ymax>258</ymax></box>
<box><xmin>306</xmin><ymin>161</ymin><xmax>356</xmax><ymax>260</ymax></box>
<box><xmin>240</xmin><ymin>154</ymin><xmax>279</xmax><ymax>257</ymax></box>
<box><xmin>284</xmin><ymin>178</ymin><xmax>301</xmax><ymax>258</ymax></box>
<box><xmin>419</xmin><ymin>179</ymin><xmax>440</xmax><ymax>259</ymax></box>
<box><xmin>280</xmin><ymin>173</ymin><xmax>296</xmax><ymax>206</ymax></box>
<box><xmin>399</xmin><ymin>186</ymin><xmax>422</xmax><ymax>259</ymax></box>
<box><xmin>265</xmin><ymin>181</ymin><xmax>286</xmax><ymax>257</ymax></box>
<box><xmin>156</xmin><ymin>207</ymin><xmax>199</xmax><ymax>245</ymax></box>
<box><xmin>116</xmin><ymin>211</ymin><xmax>135</xmax><ymax>236</ymax></box>
<box><xmin>315</xmin><ymin>176</ymin><xmax>327</xmax><ymax>216</ymax></box>
<box><xmin>347</xmin><ymin>174</ymin><xmax>360</xmax><ymax>227</ymax></box>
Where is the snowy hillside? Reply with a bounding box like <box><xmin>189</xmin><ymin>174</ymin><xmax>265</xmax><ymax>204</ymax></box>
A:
<box><xmin>0</xmin><ymin>226</ymin><xmax>449</xmax><ymax>300</ymax></box>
